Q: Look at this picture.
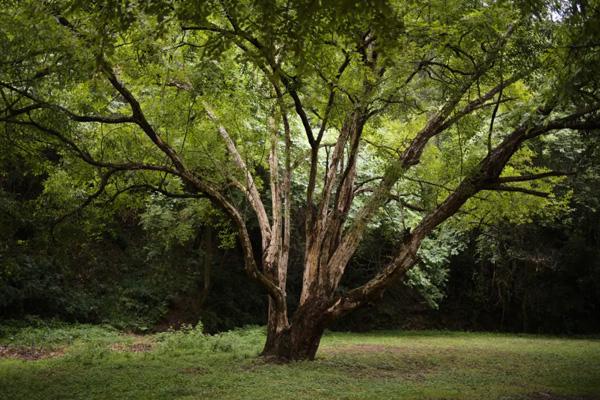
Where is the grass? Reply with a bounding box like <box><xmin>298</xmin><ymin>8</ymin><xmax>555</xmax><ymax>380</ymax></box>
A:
<box><xmin>1</xmin><ymin>322</ymin><xmax>599</xmax><ymax>400</ymax></box>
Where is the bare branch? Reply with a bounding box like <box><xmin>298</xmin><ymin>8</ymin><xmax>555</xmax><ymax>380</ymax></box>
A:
<box><xmin>420</xmin><ymin>59</ymin><xmax>474</xmax><ymax>76</ymax></box>
<box><xmin>481</xmin><ymin>184</ymin><xmax>550</xmax><ymax>197</ymax></box>
<box><xmin>438</xmin><ymin>73</ymin><xmax>523</xmax><ymax>134</ymax></box>
<box><xmin>495</xmin><ymin>171</ymin><xmax>575</xmax><ymax>183</ymax></box>
<box><xmin>203</xmin><ymin>102</ymin><xmax>272</xmax><ymax>246</ymax></box>
<box><xmin>355</xmin><ymin>187</ymin><xmax>427</xmax><ymax>211</ymax></box>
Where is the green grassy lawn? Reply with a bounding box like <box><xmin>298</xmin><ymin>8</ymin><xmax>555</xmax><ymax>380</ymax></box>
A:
<box><xmin>1</xmin><ymin>323</ymin><xmax>599</xmax><ymax>400</ymax></box>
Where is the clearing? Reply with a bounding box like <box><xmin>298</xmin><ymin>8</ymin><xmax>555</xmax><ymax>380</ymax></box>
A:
<box><xmin>0</xmin><ymin>323</ymin><xmax>599</xmax><ymax>400</ymax></box>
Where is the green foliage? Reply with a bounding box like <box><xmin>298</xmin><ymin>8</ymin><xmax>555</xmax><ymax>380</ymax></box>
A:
<box><xmin>0</xmin><ymin>318</ymin><xmax>120</xmax><ymax>349</ymax></box>
<box><xmin>406</xmin><ymin>228</ymin><xmax>466</xmax><ymax>308</ymax></box>
<box><xmin>154</xmin><ymin>323</ymin><xmax>264</xmax><ymax>358</ymax></box>
<box><xmin>1</xmin><ymin>0</ymin><xmax>600</xmax><ymax>342</ymax></box>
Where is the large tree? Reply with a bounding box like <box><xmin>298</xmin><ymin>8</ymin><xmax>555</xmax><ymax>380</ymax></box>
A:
<box><xmin>1</xmin><ymin>0</ymin><xmax>599</xmax><ymax>360</ymax></box>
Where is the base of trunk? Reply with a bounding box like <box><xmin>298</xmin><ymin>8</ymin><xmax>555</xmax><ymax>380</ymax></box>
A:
<box><xmin>261</xmin><ymin>301</ymin><xmax>329</xmax><ymax>361</ymax></box>
<box><xmin>261</xmin><ymin>326</ymin><xmax>324</xmax><ymax>361</ymax></box>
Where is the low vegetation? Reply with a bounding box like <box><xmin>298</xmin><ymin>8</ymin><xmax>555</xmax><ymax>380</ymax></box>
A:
<box><xmin>1</xmin><ymin>323</ymin><xmax>599</xmax><ymax>400</ymax></box>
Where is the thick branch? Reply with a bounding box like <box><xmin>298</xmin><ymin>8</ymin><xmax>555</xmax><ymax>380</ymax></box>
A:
<box><xmin>324</xmin><ymin>29</ymin><xmax>517</xmax><ymax>286</ymax></box>
<box><xmin>101</xmin><ymin>65</ymin><xmax>284</xmax><ymax>305</ymax></box>
<box><xmin>204</xmin><ymin>102</ymin><xmax>272</xmax><ymax>248</ymax></box>
<box><xmin>328</xmin><ymin>107</ymin><xmax>600</xmax><ymax>317</ymax></box>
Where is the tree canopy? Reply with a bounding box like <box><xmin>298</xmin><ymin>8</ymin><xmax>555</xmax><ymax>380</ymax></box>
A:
<box><xmin>1</xmin><ymin>0</ymin><xmax>599</xmax><ymax>360</ymax></box>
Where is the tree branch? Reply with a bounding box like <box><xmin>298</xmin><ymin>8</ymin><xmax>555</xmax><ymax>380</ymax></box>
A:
<box><xmin>203</xmin><ymin>102</ymin><xmax>272</xmax><ymax>248</ymax></box>
<box><xmin>5</xmin><ymin>118</ymin><xmax>181</xmax><ymax>175</ymax></box>
<box><xmin>323</xmin><ymin>25</ymin><xmax>519</xmax><ymax>289</ymax></box>
<box><xmin>0</xmin><ymin>81</ymin><xmax>135</xmax><ymax>124</ymax></box>
<box><xmin>495</xmin><ymin>171</ymin><xmax>575</xmax><ymax>183</ymax></box>
<box><xmin>481</xmin><ymin>184</ymin><xmax>550</xmax><ymax>197</ymax></box>
<box><xmin>327</xmin><ymin>103</ymin><xmax>600</xmax><ymax>317</ymax></box>
<box><xmin>51</xmin><ymin>168</ymin><xmax>119</xmax><ymax>232</ymax></box>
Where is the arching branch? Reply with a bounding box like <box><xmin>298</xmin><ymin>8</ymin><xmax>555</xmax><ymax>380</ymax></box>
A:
<box><xmin>327</xmin><ymin>107</ymin><xmax>600</xmax><ymax>317</ymax></box>
<box><xmin>203</xmin><ymin>102</ymin><xmax>272</xmax><ymax>248</ymax></box>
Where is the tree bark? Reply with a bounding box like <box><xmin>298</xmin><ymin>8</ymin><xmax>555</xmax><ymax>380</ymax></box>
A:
<box><xmin>261</xmin><ymin>297</ymin><xmax>331</xmax><ymax>361</ymax></box>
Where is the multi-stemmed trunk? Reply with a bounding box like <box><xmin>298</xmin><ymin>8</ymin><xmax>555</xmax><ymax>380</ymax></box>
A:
<box><xmin>6</xmin><ymin>7</ymin><xmax>595</xmax><ymax>364</ymax></box>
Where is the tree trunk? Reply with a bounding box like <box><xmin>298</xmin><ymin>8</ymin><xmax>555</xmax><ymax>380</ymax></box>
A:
<box><xmin>261</xmin><ymin>298</ymin><xmax>330</xmax><ymax>361</ymax></box>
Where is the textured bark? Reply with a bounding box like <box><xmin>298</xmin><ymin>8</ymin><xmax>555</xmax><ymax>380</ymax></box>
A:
<box><xmin>262</xmin><ymin>298</ymin><xmax>331</xmax><ymax>361</ymax></box>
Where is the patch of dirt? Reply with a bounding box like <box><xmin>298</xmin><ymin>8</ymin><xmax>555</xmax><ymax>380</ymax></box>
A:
<box><xmin>319</xmin><ymin>344</ymin><xmax>388</xmax><ymax>355</ymax></box>
<box><xmin>322</xmin><ymin>344</ymin><xmax>392</xmax><ymax>355</ymax></box>
<box><xmin>110</xmin><ymin>340</ymin><xmax>154</xmax><ymax>353</ymax></box>
<box><xmin>238</xmin><ymin>358</ymin><xmax>271</xmax><ymax>372</ymax></box>
<box><xmin>319</xmin><ymin>344</ymin><xmax>437</xmax><ymax>380</ymax></box>
<box><xmin>527</xmin><ymin>393</ymin><xmax>600</xmax><ymax>400</ymax></box>
<box><xmin>0</xmin><ymin>345</ymin><xmax>64</xmax><ymax>360</ymax></box>
<box><xmin>180</xmin><ymin>366</ymin><xmax>208</xmax><ymax>374</ymax></box>
<box><xmin>321</xmin><ymin>360</ymin><xmax>432</xmax><ymax>380</ymax></box>
<box><xmin>321</xmin><ymin>343</ymin><xmax>453</xmax><ymax>355</ymax></box>
<box><xmin>321</xmin><ymin>343</ymin><xmax>439</xmax><ymax>358</ymax></box>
